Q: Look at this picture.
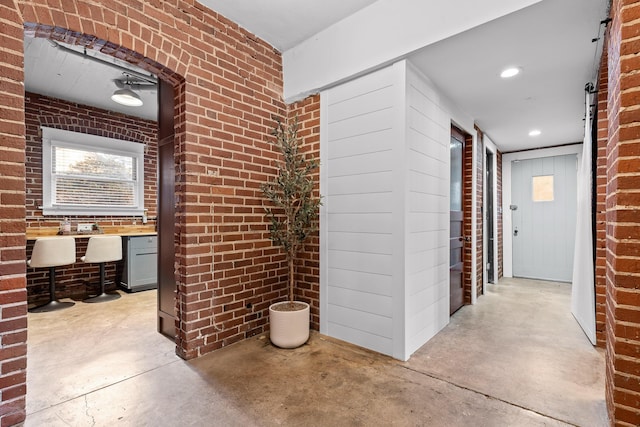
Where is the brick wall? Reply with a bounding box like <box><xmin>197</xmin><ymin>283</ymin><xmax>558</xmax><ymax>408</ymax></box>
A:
<box><xmin>286</xmin><ymin>95</ymin><xmax>321</xmax><ymax>330</ymax></box>
<box><xmin>596</xmin><ymin>44</ymin><xmax>609</xmax><ymax>348</ymax></box>
<box><xmin>24</xmin><ymin>92</ymin><xmax>158</xmax><ymax>305</ymax></box>
<box><xmin>475</xmin><ymin>127</ymin><xmax>484</xmax><ymax>297</ymax></box>
<box><xmin>19</xmin><ymin>0</ymin><xmax>287</xmax><ymax>360</ymax></box>
<box><xmin>606</xmin><ymin>0</ymin><xmax>640</xmax><ymax>424</ymax></box>
<box><xmin>0</xmin><ymin>1</ymin><xmax>27</xmax><ymax>425</ymax></box>
<box><xmin>497</xmin><ymin>150</ymin><xmax>503</xmax><ymax>279</ymax></box>
<box><xmin>461</xmin><ymin>130</ymin><xmax>484</xmax><ymax>302</ymax></box>
<box><xmin>2</xmin><ymin>0</ymin><xmax>291</xmax><ymax>421</ymax></box>
<box><xmin>461</xmin><ymin>130</ymin><xmax>473</xmax><ymax>303</ymax></box>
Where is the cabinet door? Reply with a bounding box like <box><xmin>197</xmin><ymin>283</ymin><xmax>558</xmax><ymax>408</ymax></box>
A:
<box><xmin>130</xmin><ymin>248</ymin><xmax>157</xmax><ymax>287</ymax></box>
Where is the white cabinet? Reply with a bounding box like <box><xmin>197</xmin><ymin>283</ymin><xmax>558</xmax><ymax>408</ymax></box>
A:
<box><xmin>120</xmin><ymin>235</ymin><xmax>157</xmax><ymax>292</ymax></box>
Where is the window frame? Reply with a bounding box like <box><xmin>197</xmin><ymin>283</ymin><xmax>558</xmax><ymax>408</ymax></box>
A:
<box><xmin>42</xmin><ymin>127</ymin><xmax>145</xmax><ymax>216</ymax></box>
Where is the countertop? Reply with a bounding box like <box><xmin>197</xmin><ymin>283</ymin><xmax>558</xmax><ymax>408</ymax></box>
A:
<box><xmin>26</xmin><ymin>225</ymin><xmax>157</xmax><ymax>240</ymax></box>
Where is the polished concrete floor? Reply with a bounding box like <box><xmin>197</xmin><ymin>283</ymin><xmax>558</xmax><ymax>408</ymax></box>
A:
<box><xmin>25</xmin><ymin>278</ymin><xmax>607</xmax><ymax>426</ymax></box>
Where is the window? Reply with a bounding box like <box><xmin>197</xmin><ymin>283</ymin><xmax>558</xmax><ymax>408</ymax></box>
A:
<box><xmin>42</xmin><ymin>127</ymin><xmax>145</xmax><ymax>216</ymax></box>
<box><xmin>532</xmin><ymin>175</ymin><xmax>554</xmax><ymax>202</ymax></box>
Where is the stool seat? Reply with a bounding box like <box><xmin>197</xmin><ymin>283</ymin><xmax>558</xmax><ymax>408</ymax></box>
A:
<box><xmin>82</xmin><ymin>236</ymin><xmax>122</xmax><ymax>303</ymax></box>
<box><xmin>28</xmin><ymin>237</ymin><xmax>76</xmax><ymax>313</ymax></box>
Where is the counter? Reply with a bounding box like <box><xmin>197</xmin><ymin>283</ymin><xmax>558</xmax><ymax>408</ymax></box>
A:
<box><xmin>26</xmin><ymin>225</ymin><xmax>156</xmax><ymax>240</ymax></box>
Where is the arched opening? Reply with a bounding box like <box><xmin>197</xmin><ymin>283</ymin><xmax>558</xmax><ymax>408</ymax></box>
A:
<box><xmin>23</xmin><ymin>23</ymin><xmax>185</xmax><ymax>414</ymax></box>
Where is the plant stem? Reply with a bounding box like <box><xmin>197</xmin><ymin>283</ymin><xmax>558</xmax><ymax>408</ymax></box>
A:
<box><xmin>289</xmin><ymin>255</ymin><xmax>294</xmax><ymax>304</ymax></box>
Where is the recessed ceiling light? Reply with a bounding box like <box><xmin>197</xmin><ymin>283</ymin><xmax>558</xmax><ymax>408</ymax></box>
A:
<box><xmin>529</xmin><ymin>129</ymin><xmax>541</xmax><ymax>137</ymax></box>
<box><xmin>500</xmin><ymin>67</ymin><xmax>521</xmax><ymax>78</ymax></box>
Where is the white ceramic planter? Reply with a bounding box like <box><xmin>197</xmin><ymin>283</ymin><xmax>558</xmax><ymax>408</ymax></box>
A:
<box><xmin>269</xmin><ymin>301</ymin><xmax>310</xmax><ymax>348</ymax></box>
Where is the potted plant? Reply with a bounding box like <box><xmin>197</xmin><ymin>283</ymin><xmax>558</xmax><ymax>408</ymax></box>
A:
<box><xmin>262</xmin><ymin>116</ymin><xmax>321</xmax><ymax>348</ymax></box>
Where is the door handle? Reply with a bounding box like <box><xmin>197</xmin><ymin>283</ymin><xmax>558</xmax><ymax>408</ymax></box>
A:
<box><xmin>513</xmin><ymin>227</ymin><xmax>518</xmax><ymax>236</ymax></box>
<box><xmin>459</xmin><ymin>236</ymin><xmax>471</xmax><ymax>242</ymax></box>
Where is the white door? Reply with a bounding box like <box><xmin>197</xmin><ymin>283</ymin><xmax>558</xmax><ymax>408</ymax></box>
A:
<box><xmin>511</xmin><ymin>154</ymin><xmax>577</xmax><ymax>282</ymax></box>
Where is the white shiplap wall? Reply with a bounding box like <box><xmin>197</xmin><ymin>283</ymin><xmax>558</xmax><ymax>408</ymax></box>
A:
<box><xmin>321</xmin><ymin>64</ymin><xmax>402</xmax><ymax>357</ymax></box>
<box><xmin>320</xmin><ymin>60</ymin><xmax>452</xmax><ymax>360</ymax></box>
<box><xmin>404</xmin><ymin>64</ymin><xmax>450</xmax><ymax>356</ymax></box>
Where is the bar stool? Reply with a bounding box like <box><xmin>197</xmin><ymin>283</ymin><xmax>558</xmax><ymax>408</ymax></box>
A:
<box><xmin>82</xmin><ymin>235</ymin><xmax>122</xmax><ymax>303</ymax></box>
<box><xmin>28</xmin><ymin>237</ymin><xmax>76</xmax><ymax>313</ymax></box>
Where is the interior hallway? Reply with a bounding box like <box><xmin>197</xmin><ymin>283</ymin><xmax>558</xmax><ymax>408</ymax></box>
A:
<box><xmin>26</xmin><ymin>278</ymin><xmax>606</xmax><ymax>426</ymax></box>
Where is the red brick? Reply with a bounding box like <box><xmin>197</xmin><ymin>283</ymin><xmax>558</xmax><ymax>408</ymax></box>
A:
<box><xmin>7</xmin><ymin>0</ymin><xmax>291</xmax><ymax>421</ymax></box>
<box><xmin>1</xmin><ymin>330</ymin><xmax>26</xmax><ymax>347</ymax></box>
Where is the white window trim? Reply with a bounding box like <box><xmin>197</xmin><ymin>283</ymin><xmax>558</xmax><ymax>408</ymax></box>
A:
<box><xmin>42</xmin><ymin>127</ymin><xmax>145</xmax><ymax>216</ymax></box>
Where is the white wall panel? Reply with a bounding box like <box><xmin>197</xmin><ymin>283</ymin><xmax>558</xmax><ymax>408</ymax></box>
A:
<box><xmin>328</xmin><ymin>86</ymin><xmax>395</xmax><ymax>123</ymax></box>
<box><xmin>328</xmin><ymin>130</ymin><xmax>394</xmax><ymax>160</ymax></box>
<box><xmin>409</xmin><ymin>172</ymin><xmax>446</xmax><ymax>195</ymax></box>
<box><xmin>328</xmin><ymin>304</ymin><xmax>393</xmax><ymax>339</ymax></box>
<box><xmin>404</xmin><ymin>64</ymin><xmax>450</xmax><ymax>357</ymax></box>
<box><xmin>325</xmin><ymin>65</ymin><xmax>396</xmax><ymax>104</ymax></box>
<box><xmin>328</xmin><ymin>151</ymin><xmax>393</xmax><ymax>178</ymax></box>
<box><xmin>327</xmin><ymin>213</ymin><xmax>393</xmax><ymax>234</ymax></box>
<box><xmin>328</xmin><ymin>268</ymin><xmax>393</xmax><ymax>297</ymax></box>
<box><xmin>407</xmin><ymin>264</ymin><xmax>448</xmax><ymax>296</ymax></box>
<box><xmin>328</xmin><ymin>232</ymin><xmax>393</xmax><ymax>255</ymax></box>
<box><xmin>329</xmin><ymin>193</ymin><xmax>394</xmax><ymax>214</ymax></box>
<box><xmin>407</xmin><ymin>230</ymin><xmax>445</xmax><ymax>253</ymax></box>
<box><xmin>327</xmin><ymin>108</ymin><xmax>394</xmax><ymax>141</ymax></box>
<box><xmin>409</xmin><ymin>193</ymin><xmax>448</xmax><ymax>213</ymax></box>
<box><xmin>321</xmin><ymin>60</ymin><xmax>453</xmax><ymax>361</ymax></box>
<box><xmin>406</xmin><ymin>298</ymin><xmax>449</xmax><ymax>349</ymax></box>
<box><xmin>328</xmin><ymin>172</ymin><xmax>393</xmax><ymax>195</ymax></box>
<box><xmin>322</xmin><ymin>64</ymin><xmax>401</xmax><ymax>357</ymax></box>
<box><xmin>329</xmin><ymin>286</ymin><xmax>393</xmax><ymax>317</ymax></box>
<box><xmin>327</xmin><ymin>322</ymin><xmax>393</xmax><ymax>356</ymax></box>
<box><xmin>327</xmin><ymin>250</ymin><xmax>393</xmax><ymax>278</ymax></box>
<box><xmin>407</xmin><ymin>212</ymin><xmax>448</xmax><ymax>232</ymax></box>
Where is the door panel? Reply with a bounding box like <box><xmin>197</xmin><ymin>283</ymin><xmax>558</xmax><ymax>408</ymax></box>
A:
<box><xmin>511</xmin><ymin>154</ymin><xmax>577</xmax><ymax>282</ymax></box>
<box><xmin>157</xmin><ymin>79</ymin><xmax>176</xmax><ymax>338</ymax></box>
<box><xmin>486</xmin><ymin>150</ymin><xmax>495</xmax><ymax>283</ymax></box>
<box><xmin>450</xmin><ymin>133</ymin><xmax>464</xmax><ymax>315</ymax></box>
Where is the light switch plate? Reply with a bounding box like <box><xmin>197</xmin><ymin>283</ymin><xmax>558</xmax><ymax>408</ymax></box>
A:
<box><xmin>77</xmin><ymin>223</ymin><xmax>93</xmax><ymax>232</ymax></box>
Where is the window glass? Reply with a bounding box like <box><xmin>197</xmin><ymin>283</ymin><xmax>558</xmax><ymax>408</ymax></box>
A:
<box><xmin>450</xmin><ymin>138</ymin><xmax>463</xmax><ymax>211</ymax></box>
<box><xmin>532</xmin><ymin>175</ymin><xmax>554</xmax><ymax>202</ymax></box>
<box><xmin>42</xmin><ymin>127</ymin><xmax>144</xmax><ymax>215</ymax></box>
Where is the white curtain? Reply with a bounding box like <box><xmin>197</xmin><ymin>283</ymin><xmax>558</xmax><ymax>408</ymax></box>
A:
<box><xmin>571</xmin><ymin>90</ymin><xmax>596</xmax><ymax>345</ymax></box>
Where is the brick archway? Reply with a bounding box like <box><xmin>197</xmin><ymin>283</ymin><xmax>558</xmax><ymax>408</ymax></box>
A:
<box><xmin>25</xmin><ymin>22</ymin><xmax>188</xmax><ymax>353</ymax></box>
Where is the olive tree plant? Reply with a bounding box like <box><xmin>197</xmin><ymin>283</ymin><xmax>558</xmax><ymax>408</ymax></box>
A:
<box><xmin>261</xmin><ymin>117</ymin><xmax>321</xmax><ymax>306</ymax></box>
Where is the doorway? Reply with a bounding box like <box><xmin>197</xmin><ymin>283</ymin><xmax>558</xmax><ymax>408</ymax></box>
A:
<box><xmin>511</xmin><ymin>154</ymin><xmax>577</xmax><ymax>282</ymax></box>
<box><xmin>485</xmin><ymin>148</ymin><xmax>496</xmax><ymax>283</ymax></box>
<box><xmin>23</xmin><ymin>30</ymin><xmax>178</xmax><ymax>415</ymax></box>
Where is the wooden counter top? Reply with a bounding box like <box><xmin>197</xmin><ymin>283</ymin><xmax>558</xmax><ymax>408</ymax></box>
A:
<box><xmin>26</xmin><ymin>225</ymin><xmax>157</xmax><ymax>240</ymax></box>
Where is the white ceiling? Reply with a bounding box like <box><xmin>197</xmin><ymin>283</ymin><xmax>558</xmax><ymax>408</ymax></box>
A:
<box><xmin>409</xmin><ymin>0</ymin><xmax>608</xmax><ymax>151</ymax></box>
<box><xmin>24</xmin><ymin>37</ymin><xmax>158</xmax><ymax>121</ymax></box>
<box><xmin>200</xmin><ymin>0</ymin><xmax>380</xmax><ymax>51</ymax></box>
<box><xmin>23</xmin><ymin>0</ymin><xmax>610</xmax><ymax>152</ymax></box>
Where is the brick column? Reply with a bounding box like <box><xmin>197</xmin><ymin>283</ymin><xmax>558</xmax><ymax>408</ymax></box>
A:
<box><xmin>596</xmin><ymin>36</ymin><xmax>609</xmax><ymax>348</ymax></box>
<box><xmin>606</xmin><ymin>0</ymin><xmax>640</xmax><ymax>424</ymax></box>
<box><xmin>475</xmin><ymin>127</ymin><xmax>484</xmax><ymax>297</ymax></box>
<box><xmin>0</xmin><ymin>1</ymin><xmax>28</xmax><ymax>425</ymax></box>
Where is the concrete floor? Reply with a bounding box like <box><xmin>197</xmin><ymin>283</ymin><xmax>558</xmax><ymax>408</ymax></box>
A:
<box><xmin>25</xmin><ymin>278</ymin><xmax>607</xmax><ymax>426</ymax></box>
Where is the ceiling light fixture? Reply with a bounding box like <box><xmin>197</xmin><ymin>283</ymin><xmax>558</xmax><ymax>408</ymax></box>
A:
<box><xmin>528</xmin><ymin>129</ymin><xmax>541</xmax><ymax>137</ymax></box>
<box><xmin>111</xmin><ymin>83</ymin><xmax>143</xmax><ymax>107</ymax></box>
<box><xmin>500</xmin><ymin>67</ymin><xmax>521</xmax><ymax>78</ymax></box>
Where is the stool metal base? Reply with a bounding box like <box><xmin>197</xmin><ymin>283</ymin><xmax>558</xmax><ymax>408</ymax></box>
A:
<box><xmin>29</xmin><ymin>300</ymin><xmax>75</xmax><ymax>313</ymax></box>
<box><xmin>83</xmin><ymin>292</ymin><xmax>121</xmax><ymax>303</ymax></box>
